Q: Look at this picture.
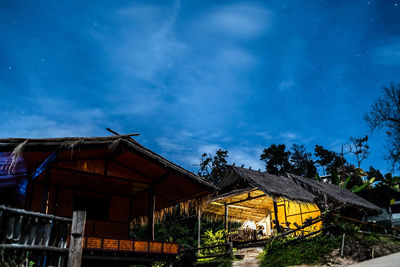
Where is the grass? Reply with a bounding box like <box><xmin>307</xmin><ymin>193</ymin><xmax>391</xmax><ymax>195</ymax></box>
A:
<box><xmin>258</xmin><ymin>234</ymin><xmax>341</xmax><ymax>267</ymax></box>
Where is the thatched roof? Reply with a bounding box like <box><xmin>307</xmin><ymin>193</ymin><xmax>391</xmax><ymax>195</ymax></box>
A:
<box><xmin>0</xmin><ymin>136</ymin><xmax>215</xmax><ymax>190</ymax></box>
<box><xmin>286</xmin><ymin>173</ymin><xmax>381</xmax><ymax>212</ymax></box>
<box><xmin>220</xmin><ymin>166</ymin><xmax>316</xmax><ymax>203</ymax></box>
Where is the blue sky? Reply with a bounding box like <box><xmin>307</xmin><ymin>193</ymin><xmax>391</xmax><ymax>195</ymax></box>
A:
<box><xmin>1</xmin><ymin>0</ymin><xmax>400</xmax><ymax>175</ymax></box>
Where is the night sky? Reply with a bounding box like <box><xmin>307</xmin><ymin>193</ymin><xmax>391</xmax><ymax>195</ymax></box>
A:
<box><xmin>1</xmin><ymin>1</ymin><xmax>399</xmax><ymax>174</ymax></box>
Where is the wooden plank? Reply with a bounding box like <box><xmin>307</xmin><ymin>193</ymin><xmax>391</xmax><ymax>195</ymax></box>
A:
<box><xmin>0</xmin><ymin>205</ymin><xmax>71</xmax><ymax>222</ymax></box>
<box><xmin>68</xmin><ymin>211</ymin><xmax>87</xmax><ymax>267</ymax></box>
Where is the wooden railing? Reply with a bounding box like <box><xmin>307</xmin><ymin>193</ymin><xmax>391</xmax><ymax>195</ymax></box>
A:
<box><xmin>83</xmin><ymin>236</ymin><xmax>179</xmax><ymax>254</ymax></box>
<box><xmin>0</xmin><ymin>205</ymin><xmax>71</xmax><ymax>252</ymax></box>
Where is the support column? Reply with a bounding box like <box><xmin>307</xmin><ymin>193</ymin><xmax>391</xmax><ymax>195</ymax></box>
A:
<box><xmin>148</xmin><ymin>184</ymin><xmax>155</xmax><ymax>240</ymax></box>
<box><xmin>224</xmin><ymin>204</ymin><xmax>229</xmax><ymax>243</ymax></box>
<box><xmin>273</xmin><ymin>198</ymin><xmax>281</xmax><ymax>233</ymax></box>
<box><xmin>68</xmin><ymin>211</ymin><xmax>87</xmax><ymax>267</ymax></box>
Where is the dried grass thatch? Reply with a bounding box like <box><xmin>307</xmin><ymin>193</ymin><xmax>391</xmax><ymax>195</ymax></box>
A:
<box><xmin>3</xmin><ymin>139</ymin><xmax>28</xmax><ymax>174</ymax></box>
<box><xmin>133</xmin><ymin>195</ymin><xmax>212</xmax><ymax>226</ymax></box>
<box><xmin>222</xmin><ymin>167</ymin><xmax>316</xmax><ymax>203</ymax></box>
<box><xmin>287</xmin><ymin>173</ymin><xmax>381</xmax><ymax>212</ymax></box>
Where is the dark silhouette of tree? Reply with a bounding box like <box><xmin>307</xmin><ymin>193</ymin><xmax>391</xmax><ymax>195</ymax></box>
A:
<box><xmin>348</xmin><ymin>135</ymin><xmax>369</xmax><ymax>167</ymax></box>
<box><xmin>314</xmin><ymin>145</ymin><xmax>347</xmax><ymax>175</ymax></box>
<box><xmin>289</xmin><ymin>144</ymin><xmax>317</xmax><ymax>178</ymax></box>
<box><xmin>366</xmin><ymin>166</ymin><xmax>384</xmax><ymax>183</ymax></box>
<box><xmin>260</xmin><ymin>144</ymin><xmax>291</xmax><ymax>175</ymax></box>
<box><xmin>198</xmin><ymin>149</ymin><xmax>229</xmax><ymax>186</ymax></box>
<box><xmin>365</xmin><ymin>83</ymin><xmax>400</xmax><ymax>170</ymax></box>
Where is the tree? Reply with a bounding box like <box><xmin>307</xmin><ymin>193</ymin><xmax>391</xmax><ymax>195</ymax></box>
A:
<box><xmin>348</xmin><ymin>135</ymin><xmax>369</xmax><ymax>167</ymax></box>
<box><xmin>314</xmin><ymin>145</ymin><xmax>347</xmax><ymax>175</ymax></box>
<box><xmin>366</xmin><ymin>166</ymin><xmax>384</xmax><ymax>184</ymax></box>
<box><xmin>260</xmin><ymin>144</ymin><xmax>291</xmax><ymax>175</ymax></box>
<box><xmin>365</xmin><ymin>83</ymin><xmax>400</xmax><ymax>170</ymax></box>
<box><xmin>198</xmin><ymin>149</ymin><xmax>229</xmax><ymax>186</ymax></box>
<box><xmin>289</xmin><ymin>144</ymin><xmax>317</xmax><ymax>178</ymax></box>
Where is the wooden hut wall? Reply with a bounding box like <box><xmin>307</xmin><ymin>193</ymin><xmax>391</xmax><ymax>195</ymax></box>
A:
<box><xmin>270</xmin><ymin>199</ymin><xmax>322</xmax><ymax>232</ymax></box>
<box><xmin>29</xmin><ymin>185</ymin><xmax>131</xmax><ymax>237</ymax></box>
<box><xmin>205</xmin><ymin>191</ymin><xmax>322</xmax><ymax>233</ymax></box>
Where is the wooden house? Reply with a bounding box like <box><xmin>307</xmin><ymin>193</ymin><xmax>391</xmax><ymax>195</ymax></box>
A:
<box><xmin>0</xmin><ymin>135</ymin><xmax>216</xmax><ymax>265</ymax></box>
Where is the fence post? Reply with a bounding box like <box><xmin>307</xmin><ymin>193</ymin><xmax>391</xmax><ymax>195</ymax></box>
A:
<box><xmin>68</xmin><ymin>211</ymin><xmax>86</xmax><ymax>267</ymax></box>
<box><xmin>226</xmin><ymin>242</ymin><xmax>234</xmax><ymax>260</ymax></box>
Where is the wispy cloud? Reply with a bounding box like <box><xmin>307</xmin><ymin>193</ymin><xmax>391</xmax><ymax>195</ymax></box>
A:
<box><xmin>373</xmin><ymin>41</ymin><xmax>400</xmax><ymax>66</ymax></box>
<box><xmin>278</xmin><ymin>79</ymin><xmax>295</xmax><ymax>91</ymax></box>
<box><xmin>203</xmin><ymin>3</ymin><xmax>272</xmax><ymax>39</ymax></box>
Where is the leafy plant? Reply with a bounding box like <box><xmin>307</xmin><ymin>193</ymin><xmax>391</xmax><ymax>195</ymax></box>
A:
<box><xmin>259</xmin><ymin>235</ymin><xmax>340</xmax><ymax>267</ymax></box>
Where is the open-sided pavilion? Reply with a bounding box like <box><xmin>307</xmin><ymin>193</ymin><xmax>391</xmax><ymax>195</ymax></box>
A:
<box><xmin>204</xmin><ymin>166</ymin><xmax>381</xmax><ymax>243</ymax></box>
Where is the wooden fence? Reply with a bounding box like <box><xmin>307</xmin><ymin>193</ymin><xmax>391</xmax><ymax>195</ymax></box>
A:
<box><xmin>0</xmin><ymin>205</ymin><xmax>71</xmax><ymax>250</ymax></box>
<box><xmin>0</xmin><ymin>205</ymin><xmax>73</xmax><ymax>266</ymax></box>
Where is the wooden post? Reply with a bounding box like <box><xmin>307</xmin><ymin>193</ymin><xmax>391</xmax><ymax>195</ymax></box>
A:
<box><xmin>224</xmin><ymin>204</ymin><xmax>229</xmax><ymax>243</ymax></box>
<box><xmin>340</xmin><ymin>233</ymin><xmax>346</xmax><ymax>257</ymax></box>
<box><xmin>148</xmin><ymin>185</ymin><xmax>155</xmax><ymax>241</ymax></box>
<box><xmin>273</xmin><ymin>198</ymin><xmax>281</xmax><ymax>233</ymax></box>
<box><xmin>68</xmin><ymin>211</ymin><xmax>86</xmax><ymax>267</ymax></box>
<box><xmin>226</xmin><ymin>242</ymin><xmax>234</xmax><ymax>259</ymax></box>
<box><xmin>197</xmin><ymin>205</ymin><xmax>201</xmax><ymax>251</ymax></box>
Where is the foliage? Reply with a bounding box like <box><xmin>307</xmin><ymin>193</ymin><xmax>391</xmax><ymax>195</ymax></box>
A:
<box><xmin>195</xmin><ymin>258</ymin><xmax>232</xmax><ymax>267</ymax></box>
<box><xmin>259</xmin><ymin>234</ymin><xmax>341</xmax><ymax>267</ymax></box>
<box><xmin>336</xmin><ymin>221</ymin><xmax>361</xmax><ymax>234</ymax></box>
<box><xmin>367</xmin><ymin>166</ymin><xmax>385</xmax><ymax>183</ymax></box>
<box><xmin>200</xmin><ymin>229</ymin><xmax>226</xmax><ymax>256</ymax></box>
<box><xmin>290</xmin><ymin>144</ymin><xmax>317</xmax><ymax>178</ymax></box>
<box><xmin>337</xmin><ymin>165</ymin><xmax>364</xmax><ymax>190</ymax></box>
<box><xmin>260</xmin><ymin>144</ymin><xmax>291</xmax><ymax>175</ymax></box>
<box><xmin>351</xmin><ymin>177</ymin><xmax>375</xmax><ymax>193</ymax></box>
<box><xmin>198</xmin><ymin>149</ymin><xmax>229</xmax><ymax>186</ymax></box>
<box><xmin>314</xmin><ymin>145</ymin><xmax>346</xmax><ymax>176</ymax></box>
<box><xmin>331</xmin><ymin>172</ymin><xmax>340</xmax><ymax>185</ymax></box>
<box><xmin>260</xmin><ymin>144</ymin><xmax>316</xmax><ymax>177</ymax></box>
<box><xmin>196</xmin><ymin>229</ymin><xmax>232</xmax><ymax>266</ymax></box>
<box><xmin>367</xmin><ymin>166</ymin><xmax>400</xmax><ymax>189</ymax></box>
<box><xmin>130</xmin><ymin>213</ymin><xmax>225</xmax><ymax>249</ymax></box>
<box><xmin>348</xmin><ymin>135</ymin><xmax>369</xmax><ymax>168</ymax></box>
<box><xmin>365</xmin><ymin>83</ymin><xmax>400</xmax><ymax>170</ymax></box>
<box><xmin>0</xmin><ymin>250</ymin><xmax>35</xmax><ymax>267</ymax></box>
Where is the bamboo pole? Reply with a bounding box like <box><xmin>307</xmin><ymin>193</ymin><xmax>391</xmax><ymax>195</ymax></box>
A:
<box><xmin>148</xmin><ymin>185</ymin><xmax>155</xmax><ymax>241</ymax></box>
<box><xmin>197</xmin><ymin>205</ymin><xmax>201</xmax><ymax>254</ymax></box>
<box><xmin>224</xmin><ymin>204</ymin><xmax>229</xmax><ymax>243</ymax></box>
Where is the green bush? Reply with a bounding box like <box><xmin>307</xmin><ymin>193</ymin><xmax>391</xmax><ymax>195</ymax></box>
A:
<box><xmin>200</xmin><ymin>229</ymin><xmax>226</xmax><ymax>257</ymax></box>
<box><xmin>259</xmin><ymin>235</ymin><xmax>340</xmax><ymax>267</ymax></box>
